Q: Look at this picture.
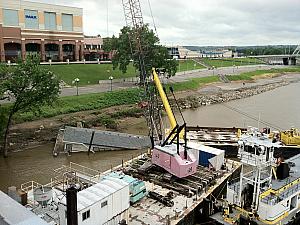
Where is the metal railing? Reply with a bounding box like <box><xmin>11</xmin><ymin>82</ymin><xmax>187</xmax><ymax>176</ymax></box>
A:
<box><xmin>20</xmin><ymin>181</ymin><xmax>42</xmax><ymax>193</ymax></box>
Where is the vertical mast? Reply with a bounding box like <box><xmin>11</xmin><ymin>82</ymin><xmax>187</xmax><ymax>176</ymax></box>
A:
<box><xmin>121</xmin><ymin>0</ymin><xmax>163</xmax><ymax>143</ymax></box>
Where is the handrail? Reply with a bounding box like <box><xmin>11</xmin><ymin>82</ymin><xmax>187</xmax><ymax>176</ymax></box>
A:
<box><xmin>20</xmin><ymin>181</ymin><xmax>42</xmax><ymax>193</ymax></box>
<box><xmin>260</xmin><ymin>177</ymin><xmax>300</xmax><ymax>199</ymax></box>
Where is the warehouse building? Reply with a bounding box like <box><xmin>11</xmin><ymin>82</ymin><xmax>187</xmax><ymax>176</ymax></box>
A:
<box><xmin>0</xmin><ymin>0</ymin><xmax>84</xmax><ymax>62</ymax></box>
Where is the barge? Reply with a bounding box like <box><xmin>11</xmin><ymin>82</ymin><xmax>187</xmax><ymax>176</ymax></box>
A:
<box><xmin>2</xmin><ymin>152</ymin><xmax>240</xmax><ymax>225</ymax></box>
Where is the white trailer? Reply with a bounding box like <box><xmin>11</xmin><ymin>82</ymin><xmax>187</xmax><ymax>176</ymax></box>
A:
<box><xmin>58</xmin><ymin>177</ymin><xmax>130</xmax><ymax>225</ymax></box>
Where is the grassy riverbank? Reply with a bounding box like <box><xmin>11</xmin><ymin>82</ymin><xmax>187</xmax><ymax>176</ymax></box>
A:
<box><xmin>15</xmin><ymin>88</ymin><xmax>141</xmax><ymax>123</ymax></box>
<box><xmin>9</xmin><ymin>66</ymin><xmax>300</xmax><ymax>123</ymax></box>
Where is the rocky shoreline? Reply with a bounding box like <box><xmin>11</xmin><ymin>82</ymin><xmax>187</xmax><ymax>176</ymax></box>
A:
<box><xmin>177</xmin><ymin>80</ymin><xmax>293</xmax><ymax>109</ymax></box>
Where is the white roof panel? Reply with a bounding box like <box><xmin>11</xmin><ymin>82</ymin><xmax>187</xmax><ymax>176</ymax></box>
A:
<box><xmin>60</xmin><ymin>177</ymin><xmax>129</xmax><ymax>211</ymax></box>
<box><xmin>187</xmin><ymin>141</ymin><xmax>225</xmax><ymax>155</ymax></box>
<box><xmin>0</xmin><ymin>191</ymin><xmax>48</xmax><ymax>225</ymax></box>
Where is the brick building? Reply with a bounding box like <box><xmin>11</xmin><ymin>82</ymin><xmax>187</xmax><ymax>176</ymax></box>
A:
<box><xmin>0</xmin><ymin>0</ymin><xmax>84</xmax><ymax>62</ymax></box>
<box><xmin>84</xmin><ymin>36</ymin><xmax>113</xmax><ymax>61</ymax></box>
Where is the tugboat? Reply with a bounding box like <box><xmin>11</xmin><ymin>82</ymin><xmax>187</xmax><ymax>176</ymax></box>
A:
<box><xmin>210</xmin><ymin>127</ymin><xmax>300</xmax><ymax>225</ymax></box>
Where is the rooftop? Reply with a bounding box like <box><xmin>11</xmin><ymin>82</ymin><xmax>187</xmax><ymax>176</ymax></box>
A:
<box><xmin>260</xmin><ymin>154</ymin><xmax>300</xmax><ymax>205</ymax></box>
<box><xmin>60</xmin><ymin>177</ymin><xmax>129</xmax><ymax>211</ymax></box>
<box><xmin>0</xmin><ymin>191</ymin><xmax>48</xmax><ymax>225</ymax></box>
<box><xmin>239</xmin><ymin>133</ymin><xmax>281</xmax><ymax>148</ymax></box>
<box><xmin>187</xmin><ymin>141</ymin><xmax>225</xmax><ymax>155</ymax></box>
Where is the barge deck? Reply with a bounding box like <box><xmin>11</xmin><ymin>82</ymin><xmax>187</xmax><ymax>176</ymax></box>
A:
<box><xmin>15</xmin><ymin>152</ymin><xmax>240</xmax><ymax>225</ymax></box>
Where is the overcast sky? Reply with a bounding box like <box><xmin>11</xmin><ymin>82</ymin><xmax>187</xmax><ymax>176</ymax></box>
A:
<box><xmin>33</xmin><ymin>0</ymin><xmax>300</xmax><ymax>46</ymax></box>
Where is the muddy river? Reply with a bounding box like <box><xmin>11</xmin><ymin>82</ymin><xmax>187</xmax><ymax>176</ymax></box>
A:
<box><xmin>1</xmin><ymin>82</ymin><xmax>300</xmax><ymax>191</ymax></box>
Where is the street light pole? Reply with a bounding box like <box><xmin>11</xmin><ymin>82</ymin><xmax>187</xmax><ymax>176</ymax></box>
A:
<box><xmin>74</xmin><ymin>78</ymin><xmax>80</xmax><ymax>96</ymax></box>
<box><xmin>109</xmin><ymin>76</ymin><xmax>113</xmax><ymax>92</ymax></box>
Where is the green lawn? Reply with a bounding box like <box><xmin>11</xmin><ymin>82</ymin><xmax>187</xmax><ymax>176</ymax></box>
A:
<box><xmin>43</xmin><ymin>61</ymin><xmax>205</xmax><ymax>86</ymax></box>
<box><xmin>177</xmin><ymin>60</ymin><xmax>206</xmax><ymax>72</ymax></box>
<box><xmin>227</xmin><ymin>67</ymin><xmax>300</xmax><ymax>81</ymax></box>
<box><xmin>202</xmin><ymin>58</ymin><xmax>265</xmax><ymax>68</ymax></box>
<box><xmin>43</xmin><ymin>64</ymin><xmax>138</xmax><ymax>86</ymax></box>
<box><xmin>166</xmin><ymin>76</ymin><xmax>220</xmax><ymax>92</ymax></box>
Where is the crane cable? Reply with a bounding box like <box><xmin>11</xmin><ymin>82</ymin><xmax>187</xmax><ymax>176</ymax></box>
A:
<box><xmin>221</xmin><ymin>103</ymin><xmax>283</xmax><ymax>131</ymax></box>
<box><xmin>147</xmin><ymin>0</ymin><xmax>159</xmax><ymax>37</ymax></box>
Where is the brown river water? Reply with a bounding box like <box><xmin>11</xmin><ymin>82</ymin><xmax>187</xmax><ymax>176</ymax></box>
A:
<box><xmin>182</xmin><ymin>82</ymin><xmax>300</xmax><ymax>129</ymax></box>
<box><xmin>1</xmin><ymin>82</ymin><xmax>300</xmax><ymax>192</ymax></box>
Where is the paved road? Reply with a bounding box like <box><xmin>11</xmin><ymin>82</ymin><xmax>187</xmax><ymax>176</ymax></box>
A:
<box><xmin>60</xmin><ymin>64</ymin><xmax>286</xmax><ymax>97</ymax></box>
<box><xmin>60</xmin><ymin>82</ymin><xmax>136</xmax><ymax>97</ymax></box>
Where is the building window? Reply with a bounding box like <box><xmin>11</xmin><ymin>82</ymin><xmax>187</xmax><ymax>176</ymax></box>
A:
<box><xmin>3</xmin><ymin>9</ymin><xmax>19</xmax><ymax>26</ymax></box>
<box><xmin>82</xmin><ymin>210</ymin><xmax>90</xmax><ymax>221</ymax></box>
<box><xmin>101</xmin><ymin>200</ymin><xmax>108</xmax><ymax>208</ymax></box>
<box><xmin>62</xmin><ymin>14</ymin><xmax>73</xmax><ymax>31</ymax></box>
<box><xmin>44</xmin><ymin>12</ymin><xmax>56</xmax><ymax>30</ymax></box>
<box><xmin>24</xmin><ymin>9</ymin><xmax>38</xmax><ymax>29</ymax></box>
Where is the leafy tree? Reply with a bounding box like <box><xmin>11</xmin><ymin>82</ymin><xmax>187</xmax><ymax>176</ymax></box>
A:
<box><xmin>103</xmin><ymin>25</ymin><xmax>178</xmax><ymax>80</ymax></box>
<box><xmin>0</xmin><ymin>56</ymin><xmax>60</xmax><ymax>157</ymax></box>
<box><xmin>0</xmin><ymin>66</ymin><xmax>8</xmax><ymax>144</ymax></box>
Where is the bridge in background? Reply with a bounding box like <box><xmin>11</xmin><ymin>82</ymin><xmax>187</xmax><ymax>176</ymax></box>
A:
<box><xmin>249</xmin><ymin>45</ymin><xmax>300</xmax><ymax>65</ymax></box>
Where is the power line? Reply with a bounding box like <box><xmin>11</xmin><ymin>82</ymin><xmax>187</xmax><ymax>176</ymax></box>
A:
<box><xmin>221</xmin><ymin>103</ymin><xmax>283</xmax><ymax>131</ymax></box>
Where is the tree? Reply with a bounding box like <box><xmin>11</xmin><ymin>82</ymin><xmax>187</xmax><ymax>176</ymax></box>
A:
<box><xmin>0</xmin><ymin>56</ymin><xmax>60</xmax><ymax>157</ymax></box>
<box><xmin>0</xmin><ymin>66</ymin><xmax>8</xmax><ymax>144</ymax></box>
<box><xmin>103</xmin><ymin>25</ymin><xmax>178</xmax><ymax>80</ymax></box>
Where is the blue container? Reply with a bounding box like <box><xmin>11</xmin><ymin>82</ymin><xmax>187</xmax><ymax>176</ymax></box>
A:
<box><xmin>199</xmin><ymin>150</ymin><xmax>214</xmax><ymax>167</ymax></box>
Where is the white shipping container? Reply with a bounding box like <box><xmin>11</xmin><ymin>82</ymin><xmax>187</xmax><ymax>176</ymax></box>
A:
<box><xmin>187</xmin><ymin>142</ymin><xmax>225</xmax><ymax>170</ymax></box>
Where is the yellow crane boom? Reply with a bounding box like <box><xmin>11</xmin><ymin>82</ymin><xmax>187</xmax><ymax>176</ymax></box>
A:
<box><xmin>152</xmin><ymin>68</ymin><xmax>177</xmax><ymax>131</ymax></box>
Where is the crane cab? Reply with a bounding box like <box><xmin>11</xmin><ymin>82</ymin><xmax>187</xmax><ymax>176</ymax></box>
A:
<box><xmin>152</xmin><ymin>144</ymin><xmax>197</xmax><ymax>178</ymax></box>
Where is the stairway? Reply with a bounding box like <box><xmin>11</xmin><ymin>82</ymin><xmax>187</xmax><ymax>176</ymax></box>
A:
<box><xmin>218</xmin><ymin>74</ymin><xmax>230</xmax><ymax>83</ymax></box>
<box><xmin>192</xmin><ymin>58</ymin><xmax>210</xmax><ymax>69</ymax></box>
